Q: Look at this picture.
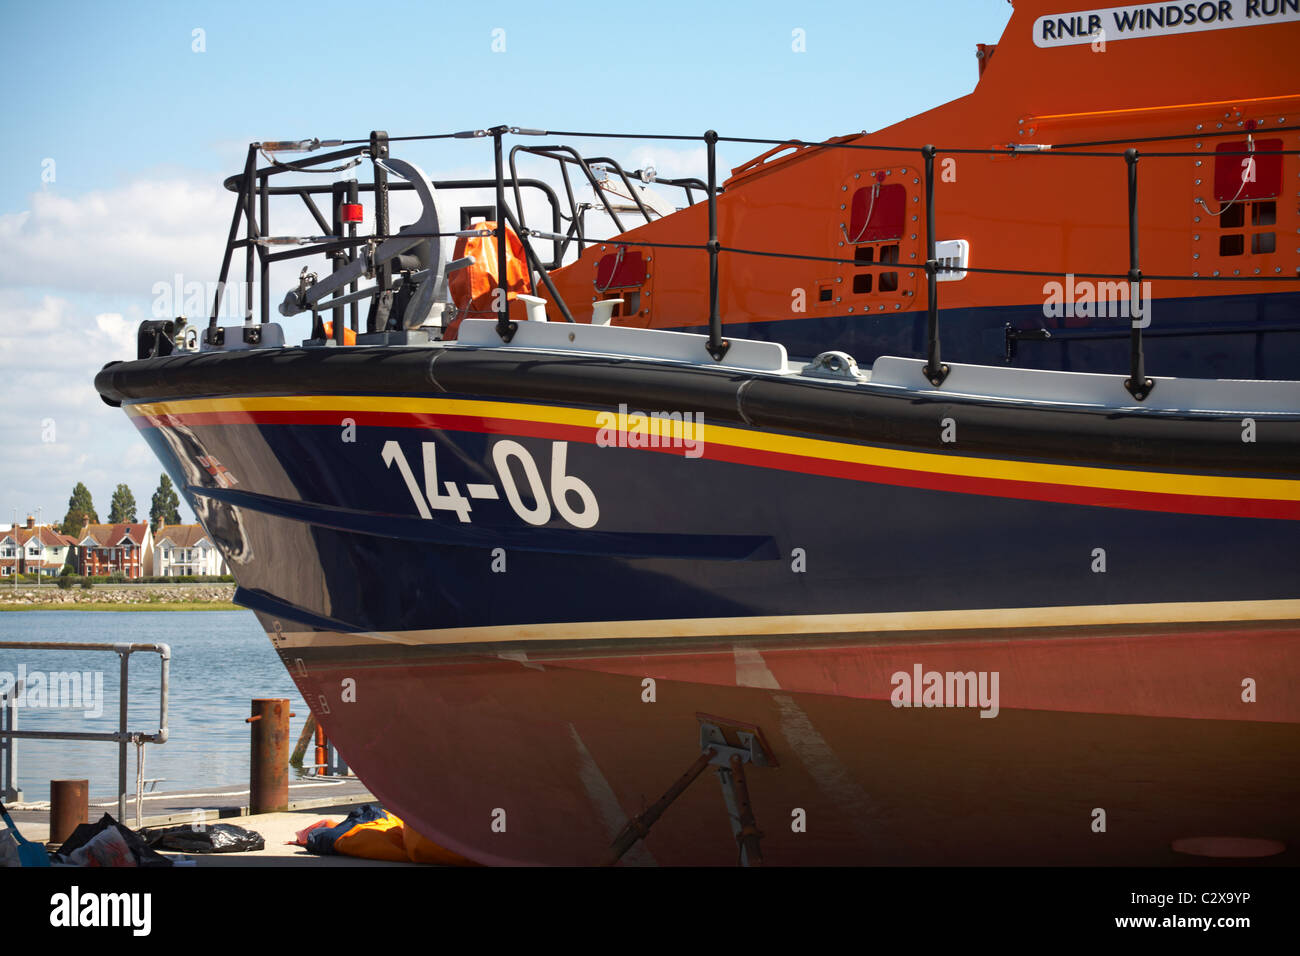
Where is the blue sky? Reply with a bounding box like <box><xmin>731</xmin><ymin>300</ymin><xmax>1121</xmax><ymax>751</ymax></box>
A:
<box><xmin>0</xmin><ymin>0</ymin><xmax>1013</xmax><ymax>529</ymax></box>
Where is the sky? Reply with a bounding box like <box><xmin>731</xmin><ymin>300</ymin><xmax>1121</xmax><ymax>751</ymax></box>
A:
<box><xmin>0</xmin><ymin>0</ymin><xmax>1014</xmax><ymax>529</ymax></box>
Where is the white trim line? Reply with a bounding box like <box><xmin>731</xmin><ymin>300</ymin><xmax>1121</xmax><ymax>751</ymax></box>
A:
<box><xmin>265</xmin><ymin>598</ymin><xmax>1300</xmax><ymax>649</ymax></box>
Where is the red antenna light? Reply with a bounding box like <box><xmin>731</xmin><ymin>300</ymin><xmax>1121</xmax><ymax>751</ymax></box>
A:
<box><xmin>340</xmin><ymin>203</ymin><xmax>363</xmax><ymax>223</ymax></box>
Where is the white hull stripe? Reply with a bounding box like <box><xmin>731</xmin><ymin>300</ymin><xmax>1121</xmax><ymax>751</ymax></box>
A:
<box><xmin>261</xmin><ymin>598</ymin><xmax>1300</xmax><ymax>649</ymax></box>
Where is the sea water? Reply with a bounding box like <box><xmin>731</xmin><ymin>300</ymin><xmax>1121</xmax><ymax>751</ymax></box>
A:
<box><xmin>0</xmin><ymin>610</ymin><xmax>309</xmax><ymax>804</ymax></box>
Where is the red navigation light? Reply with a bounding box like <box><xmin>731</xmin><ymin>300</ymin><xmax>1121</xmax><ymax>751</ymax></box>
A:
<box><xmin>340</xmin><ymin>203</ymin><xmax>363</xmax><ymax>223</ymax></box>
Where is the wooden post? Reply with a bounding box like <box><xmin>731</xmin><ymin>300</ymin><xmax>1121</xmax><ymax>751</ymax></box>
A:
<box><xmin>289</xmin><ymin>713</ymin><xmax>317</xmax><ymax>767</ymax></box>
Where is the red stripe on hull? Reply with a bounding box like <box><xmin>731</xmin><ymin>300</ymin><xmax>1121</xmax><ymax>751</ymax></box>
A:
<box><xmin>132</xmin><ymin>408</ymin><xmax>1300</xmax><ymax>520</ymax></box>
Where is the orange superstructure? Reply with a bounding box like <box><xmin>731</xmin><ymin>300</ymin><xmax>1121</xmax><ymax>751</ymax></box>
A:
<box><xmin>544</xmin><ymin>0</ymin><xmax>1299</xmax><ymax>374</ymax></box>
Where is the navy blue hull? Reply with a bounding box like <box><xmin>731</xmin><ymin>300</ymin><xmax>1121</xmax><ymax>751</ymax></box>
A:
<box><xmin>136</xmin><ymin>411</ymin><xmax>1299</xmax><ymax>637</ymax></box>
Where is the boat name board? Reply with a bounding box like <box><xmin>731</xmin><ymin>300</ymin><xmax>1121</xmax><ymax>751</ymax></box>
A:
<box><xmin>1033</xmin><ymin>0</ymin><xmax>1299</xmax><ymax>47</ymax></box>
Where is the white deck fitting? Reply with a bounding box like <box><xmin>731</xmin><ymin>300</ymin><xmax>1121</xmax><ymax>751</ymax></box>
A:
<box><xmin>869</xmin><ymin>357</ymin><xmax>1300</xmax><ymax>415</ymax></box>
<box><xmin>455</xmin><ymin>318</ymin><xmax>788</xmax><ymax>373</ymax></box>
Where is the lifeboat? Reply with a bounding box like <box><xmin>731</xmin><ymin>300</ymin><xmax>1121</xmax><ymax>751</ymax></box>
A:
<box><xmin>95</xmin><ymin>0</ymin><xmax>1299</xmax><ymax>866</ymax></box>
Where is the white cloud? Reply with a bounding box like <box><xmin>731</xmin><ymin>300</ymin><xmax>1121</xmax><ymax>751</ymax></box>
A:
<box><xmin>0</xmin><ymin>179</ymin><xmax>232</xmax><ymax>297</ymax></box>
<box><xmin>93</xmin><ymin>312</ymin><xmax>136</xmax><ymax>355</ymax></box>
<box><xmin>0</xmin><ymin>290</ymin><xmax>192</xmax><ymax>527</ymax></box>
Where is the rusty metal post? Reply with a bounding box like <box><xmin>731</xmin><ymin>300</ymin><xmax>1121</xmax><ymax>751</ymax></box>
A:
<box><xmin>49</xmin><ymin>779</ymin><xmax>88</xmax><ymax>843</ymax></box>
<box><xmin>314</xmin><ymin>722</ymin><xmax>327</xmax><ymax>777</ymax></box>
<box><xmin>608</xmin><ymin>748</ymin><xmax>716</xmax><ymax>864</ymax></box>
<box><xmin>247</xmin><ymin>698</ymin><xmax>291</xmax><ymax>813</ymax></box>
<box><xmin>727</xmin><ymin>754</ymin><xmax>764</xmax><ymax>866</ymax></box>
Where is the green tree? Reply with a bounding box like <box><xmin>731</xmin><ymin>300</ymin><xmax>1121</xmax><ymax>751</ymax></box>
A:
<box><xmin>149</xmin><ymin>473</ymin><xmax>181</xmax><ymax>530</ymax></box>
<box><xmin>60</xmin><ymin>482</ymin><xmax>98</xmax><ymax>535</ymax></box>
<box><xmin>108</xmin><ymin>483</ymin><xmax>138</xmax><ymax>523</ymax></box>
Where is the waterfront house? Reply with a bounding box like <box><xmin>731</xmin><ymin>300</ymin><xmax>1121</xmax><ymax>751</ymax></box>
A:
<box><xmin>154</xmin><ymin>522</ymin><xmax>228</xmax><ymax>576</ymax></box>
<box><xmin>1</xmin><ymin>518</ymin><xmax>76</xmax><ymax>577</ymax></box>
<box><xmin>0</xmin><ymin>530</ymin><xmax>17</xmax><ymax>578</ymax></box>
<box><xmin>76</xmin><ymin>522</ymin><xmax>155</xmax><ymax>578</ymax></box>
<box><xmin>19</xmin><ymin>523</ymin><xmax>77</xmax><ymax>577</ymax></box>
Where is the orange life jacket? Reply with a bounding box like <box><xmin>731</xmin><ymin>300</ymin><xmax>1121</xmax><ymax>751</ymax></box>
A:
<box><xmin>320</xmin><ymin>321</ymin><xmax>356</xmax><ymax>345</ymax></box>
<box><xmin>444</xmin><ymin>221</ymin><xmax>532</xmax><ymax>340</ymax></box>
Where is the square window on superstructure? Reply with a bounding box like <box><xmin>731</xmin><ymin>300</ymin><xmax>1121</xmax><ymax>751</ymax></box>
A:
<box><xmin>1252</xmin><ymin>201</ymin><xmax>1277</xmax><ymax>227</ymax></box>
<box><xmin>879</xmin><ymin>244</ymin><xmax>899</xmax><ymax>293</ymax></box>
<box><xmin>1252</xmin><ymin>232</ymin><xmax>1276</xmax><ymax>255</ymax></box>
<box><xmin>1219</xmin><ymin>234</ymin><xmax>1244</xmax><ymax>257</ymax></box>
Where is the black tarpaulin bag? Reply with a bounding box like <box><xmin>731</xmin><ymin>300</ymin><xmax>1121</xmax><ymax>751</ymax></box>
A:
<box><xmin>56</xmin><ymin>813</ymin><xmax>173</xmax><ymax>867</ymax></box>
<box><xmin>145</xmin><ymin>821</ymin><xmax>265</xmax><ymax>853</ymax></box>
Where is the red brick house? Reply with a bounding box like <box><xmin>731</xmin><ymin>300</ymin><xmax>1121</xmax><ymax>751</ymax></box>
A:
<box><xmin>76</xmin><ymin>522</ymin><xmax>155</xmax><ymax>578</ymax></box>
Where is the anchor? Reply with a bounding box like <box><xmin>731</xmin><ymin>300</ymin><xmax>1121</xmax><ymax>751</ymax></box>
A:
<box><xmin>277</xmin><ymin>156</ymin><xmax>472</xmax><ymax>333</ymax></box>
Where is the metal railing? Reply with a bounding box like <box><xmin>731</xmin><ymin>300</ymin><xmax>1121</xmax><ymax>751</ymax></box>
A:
<box><xmin>0</xmin><ymin>641</ymin><xmax>169</xmax><ymax>826</ymax></box>
<box><xmin>1</xmin><ymin>680</ymin><xmax>20</xmax><ymax>803</ymax></box>
<box><xmin>207</xmin><ymin>123</ymin><xmax>1300</xmax><ymax>399</ymax></box>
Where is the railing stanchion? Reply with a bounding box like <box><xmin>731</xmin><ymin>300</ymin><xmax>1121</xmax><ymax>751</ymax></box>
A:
<box><xmin>369</xmin><ymin>130</ymin><xmax>391</xmax><ymax>334</ymax></box>
<box><xmin>492</xmin><ymin>125</ymin><xmax>517</xmax><ymax>343</ymax></box>
<box><xmin>0</xmin><ymin>680</ymin><xmax>19</xmax><ymax>803</ymax></box>
<box><xmin>922</xmin><ymin>145</ymin><xmax>949</xmax><ymax>387</ymax></box>
<box><xmin>1123</xmin><ymin>147</ymin><xmax>1153</xmax><ymax>400</ymax></box>
<box><xmin>704</xmin><ymin>130</ymin><xmax>730</xmax><ymax>361</ymax></box>
<box><xmin>259</xmin><ymin>173</ymin><xmax>270</xmax><ymax>324</ymax></box>
<box><xmin>207</xmin><ymin>145</ymin><xmax>258</xmax><ymax>346</ymax></box>
<box><xmin>347</xmin><ymin>179</ymin><xmax>360</xmax><ymax>334</ymax></box>
<box><xmin>116</xmin><ymin>646</ymin><xmax>129</xmax><ymax>823</ymax></box>
<box><xmin>500</xmin><ymin>207</ymin><xmax>577</xmax><ymax>324</ymax></box>
<box><xmin>330</xmin><ymin>180</ymin><xmax>347</xmax><ymax>345</ymax></box>
<box><xmin>243</xmin><ymin>157</ymin><xmax>257</xmax><ymax>332</ymax></box>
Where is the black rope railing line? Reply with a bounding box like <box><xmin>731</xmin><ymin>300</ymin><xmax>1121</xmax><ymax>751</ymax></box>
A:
<box><xmin>316</xmin><ymin>119</ymin><xmax>1300</xmax><ymax>151</ymax></box>
<box><xmin>514</xmin><ymin>146</ymin><xmax>709</xmax><ymax>190</ymax></box>
<box><xmin>951</xmin><ymin>264</ymin><xmax>1300</xmax><ymax>282</ymax></box>
<box><xmin>524</xmin><ymin>129</ymin><xmax>706</xmax><ymax>143</ymax></box>
<box><xmin>1130</xmin><ymin>147</ymin><xmax>1300</xmax><ymax>158</ymax></box>
<box><xmin>1052</xmin><ymin>123</ymin><xmax>1300</xmax><ymax>150</ymax></box>
<box><xmin>253</xmin><ymin>226</ymin><xmax>1300</xmax><ymax>282</ymax></box>
<box><xmin>718</xmin><ymin>136</ymin><xmax>1136</xmax><ymax>158</ymax></box>
<box><xmin>720</xmin><ymin>137</ymin><xmax>1300</xmax><ymax>159</ymax></box>
<box><xmin>334</xmin><ymin>132</ymin><xmax>468</xmax><ymax>144</ymax></box>
<box><xmin>239</xmin><ymin>229</ymin><xmax>507</xmax><ymax>245</ymax></box>
<box><xmin>574</xmin><ymin>238</ymin><xmax>1300</xmax><ymax>282</ymax></box>
<box><xmin>281</xmin><ymin>129</ymin><xmax>1300</xmax><ymax>162</ymax></box>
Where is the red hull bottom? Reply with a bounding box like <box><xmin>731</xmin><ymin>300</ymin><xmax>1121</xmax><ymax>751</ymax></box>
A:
<box><xmin>271</xmin><ymin>620</ymin><xmax>1300</xmax><ymax>866</ymax></box>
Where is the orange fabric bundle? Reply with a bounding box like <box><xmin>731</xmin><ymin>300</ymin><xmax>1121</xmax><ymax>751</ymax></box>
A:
<box><xmin>320</xmin><ymin>321</ymin><xmax>356</xmax><ymax>345</ymax></box>
<box><xmin>445</xmin><ymin>221</ymin><xmax>532</xmax><ymax>339</ymax></box>
<box><xmin>298</xmin><ymin>805</ymin><xmax>479</xmax><ymax>865</ymax></box>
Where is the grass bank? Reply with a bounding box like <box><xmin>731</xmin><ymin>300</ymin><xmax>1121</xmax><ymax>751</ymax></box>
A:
<box><xmin>0</xmin><ymin>602</ymin><xmax>243</xmax><ymax>612</ymax></box>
